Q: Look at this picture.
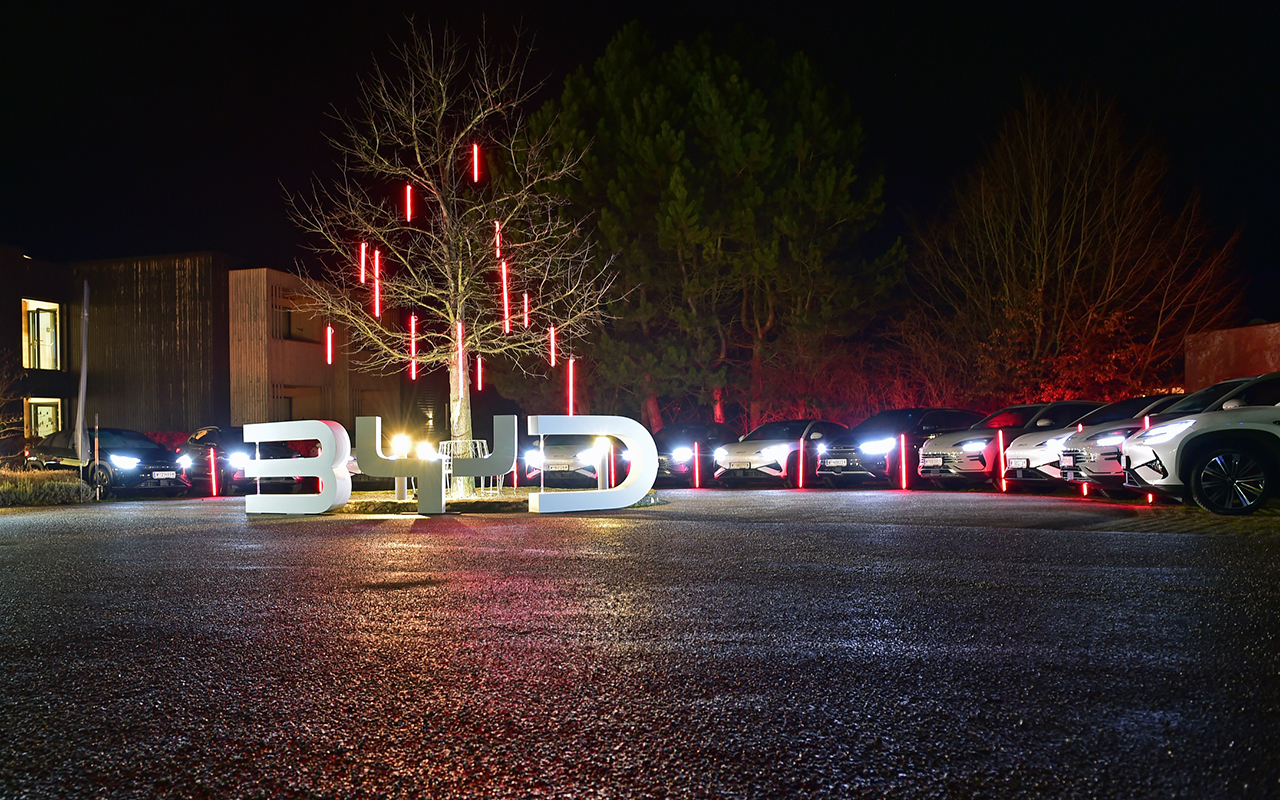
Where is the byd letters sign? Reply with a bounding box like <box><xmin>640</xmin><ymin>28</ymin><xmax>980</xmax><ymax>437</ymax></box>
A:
<box><xmin>242</xmin><ymin>415</ymin><xmax>657</xmax><ymax>516</ymax></box>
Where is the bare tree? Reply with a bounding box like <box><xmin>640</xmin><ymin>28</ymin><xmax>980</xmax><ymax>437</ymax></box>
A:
<box><xmin>0</xmin><ymin>352</ymin><xmax>27</xmax><ymax>467</ymax></box>
<box><xmin>289</xmin><ymin>26</ymin><xmax>614</xmax><ymax>454</ymax></box>
<box><xmin>905</xmin><ymin>86</ymin><xmax>1240</xmax><ymax>405</ymax></box>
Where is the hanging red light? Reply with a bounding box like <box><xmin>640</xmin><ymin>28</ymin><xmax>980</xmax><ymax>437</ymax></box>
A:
<box><xmin>567</xmin><ymin>357</ymin><xmax>575</xmax><ymax>416</ymax></box>
<box><xmin>472</xmin><ymin>143</ymin><xmax>480</xmax><ymax>182</ymax></box>
<box><xmin>501</xmin><ymin>261</ymin><xmax>510</xmax><ymax>333</ymax></box>
<box><xmin>476</xmin><ymin>356</ymin><xmax>483</xmax><ymax>390</ymax></box>
<box><xmin>373</xmin><ymin>249</ymin><xmax>381</xmax><ymax>318</ymax></box>
<box><xmin>495</xmin><ymin>220</ymin><xmax>501</xmax><ymax>258</ymax></box>
<box><xmin>405</xmin><ymin>184</ymin><xmax>412</xmax><ymax>221</ymax></box>
<box><xmin>523</xmin><ymin>293</ymin><xmax>529</xmax><ymax>328</ymax></box>
<box><xmin>359</xmin><ymin>242</ymin><xmax>367</xmax><ymax>283</ymax></box>
<box><xmin>549</xmin><ymin>326</ymin><xmax>557</xmax><ymax>366</ymax></box>
<box><xmin>409</xmin><ymin>315</ymin><xmax>417</xmax><ymax>380</ymax></box>
<box><xmin>326</xmin><ymin>325</ymin><xmax>334</xmax><ymax>365</ymax></box>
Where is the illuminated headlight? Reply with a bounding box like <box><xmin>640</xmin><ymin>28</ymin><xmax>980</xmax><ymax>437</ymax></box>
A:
<box><xmin>576</xmin><ymin>448</ymin><xmax>603</xmax><ymax>463</ymax></box>
<box><xmin>1136</xmin><ymin>419</ymin><xmax>1195</xmax><ymax>444</ymax></box>
<box><xmin>1037</xmin><ymin>435</ymin><xmax>1072</xmax><ymax>454</ymax></box>
<box><xmin>760</xmin><ymin>444</ymin><xmax>790</xmax><ymax>462</ymax></box>
<box><xmin>714</xmin><ymin>447</ymin><xmax>728</xmax><ymax>461</ymax></box>
<box><xmin>816</xmin><ymin>443</ymin><xmax>827</xmax><ymax>455</ymax></box>
<box><xmin>228</xmin><ymin>452</ymin><xmax>252</xmax><ymax>471</ymax></box>
<box><xmin>858</xmin><ymin>437</ymin><xmax>898</xmax><ymax>455</ymax></box>
<box><xmin>620</xmin><ymin>450</ymin><xmax>631</xmax><ymax>462</ymax></box>
<box><xmin>109</xmin><ymin>455</ymin><xmax>139</xmax><ymax>470</ymax></box>
<box><xmin>176</xmin><ymin>454</ymin><xmax>193</xmax><ymax>470</ymax></box>
<box><xmin>1092</xmin><ymin>433</ymin><xmax>1129</xmax><ymax>447</ymax></box>
<box><xmin>525</xmin><ymin>450</ymin><xmax>543</xmax><ymax>468</ymax></box>
<box><xmin>416</xmin><ymin>442</ymin><xmax>440</xmax><ymax>461</ymax></box>
<box><xmin>672</xmin><ymin>446</ymin><xmax>694</xmax><ymax>463</ymax></box>
<box><xmin>959</xmin><ymin>438</ymin><xmax>992</xmax><ymax>453</ymax></box>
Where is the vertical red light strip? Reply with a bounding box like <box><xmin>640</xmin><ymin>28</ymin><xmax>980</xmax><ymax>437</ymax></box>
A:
<box><xmin>209</xmin><ymin>448</ymin><xmax>218</xmax><ymax>497</ymax></box>
<box><xmin>797</xmin><ymin>437</ymin><xmax>804</xmax><ymax>489</ymax></box>
<box><xmin>1143</xmin><ymin>415</ymin><xmax>1151</xmax><ymax>430</ymax></box>
<box><xmin>899</xmin><ymin>433</ymin><xmax>908</xmax><ymax>489</ymax></box>
<box><xmin>693</xmin><ymin>442</ymin><xmax>700</xmax><ymax>488</ymax></box>
<box><xmin>997</xmin><ymin>430</ymin><xmax>1007</xmax><ymax>492</ymax></box>
<box><xmin>567</xmin><ymin>358</ymin><xmax>575</xmax><ymax>415</ymax></box>
<box><xmin>523</xmin><ymin>293</ymin><xmax>529</xmax><ymax>327</ymax></box>
<box><xmin>472</xmin><ymin>144</ymin><xmax>480</xmax><ymax>182</ymax></box>
<box><xmin>549</xmin><ymin>326</ymin><xmax>557</xmax><ymax>366</ymax></box>
<box><xmin>476</xmin><ymin>356</ymin><xmax>483</xmax><ymax>390</ymax></box>
<box><xmin>373</xmin><ymin>249</ymin><xmax>381</xmax><ymax>318</ymax></box>
<box><xmin>501</xmin><ymin>261</ymin><xmax>510</xmax><ymax>333</ymax></box>
<box><xmin>1082</xmin><ymin>482</ymin><xmax>1089</xmax><ymax>497</ymax></box>
<box><xmin>359</xmin><ymin>242</ymin><xmax>367</xmax><ymax>283</ymax></box>
<box><xmin>1147</xmin><ymin>493</ymin><xmax>1154</xmax><ymax>504</ymax></box>
<box><xmin>409</xmin><ymin>314</ymin><xmax>419</xmax><ymax>381</ymax></box>
<box><xmin>405</xmin><ymin>184</ymin><xmax>412</xmax><ymax>221</ymax></box>
<box><xmin>326</xmin><ymin>325</ymin><xmax>333</xmax><ymax>365</ymax></box>
<box><xmin>457</xmin><ymin>320</ymin><xmax>464</xmax><ymax>377</ymax></box>
<box><xmin>495</xmin><ymin>220</ymin><xmax>501</xmax><ymax>259</ymax></box>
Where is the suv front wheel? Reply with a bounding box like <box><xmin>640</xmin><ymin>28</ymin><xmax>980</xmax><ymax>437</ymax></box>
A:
<box><xmin>1189</xmin><ymin>446</ymin><xmax>1274</xmax><ymax>515</ymax></box>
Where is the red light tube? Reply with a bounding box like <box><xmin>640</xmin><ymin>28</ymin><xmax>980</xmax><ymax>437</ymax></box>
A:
<box><xmin>797</xmin><ymin>437</ymin><xmax>804</xmax><ymax>489</ymax></box>
<box><xmin>476</xmin><ymin>356</ymin><xmax>483</xmax><ymax>390</ymax></box>
<box><xmin>1147</xmin><ymin>493</ymin><xmax>1154</xmax><ymax>504</ymax></box>
<box><xmin>899</xmin><ymin>433</ymin><xmax>909</xmax><ymax>489</ymax></box>
<box><xmin>359</xmin><ymin>242</ymin><xmax>367</xmax><ymax>283</ymax></box>
<box><xmin>1143</xmin><ymin>415</ymin><xmax>1151</xmax><ymax>430</ymax></box>
<box><xmin>693</xmin><ymin>441</ymin><xmax>701</xmax><ymax>488</ymax></box>
<box><xmin>209</xmin><ymin>448</ymin><xmax>218</xmax><ymax>497</ymax></box>
<box><xmin>567</xmin><ymin>357</ymin><xmax>575</xmax><ymax>415</ymax></box>
<box><xmin>326</xmin><ymin>325</ymin><xmax>334</xmax><ymax>365</ymax></box>
<box><xmin>373</xmin><ymin>249</ymin><xmax>381</xmax><ymax>317</ymax></box>
<box><xmin>523</xmin><ymin>293</ymin><xmax>529</xmax><ymax>328</ymax></box>
<box><xmin>997</xmin><ymin>430</ymin><xmax>1007</xmax><ymax>492</ymax></box>
<box><xmin>495</xmin><ymin>220</ymin><xmax>501</xmax><ymax>258</ymax></box>
<box><xmin>501</xmin><ymin>261</ymin><xmax>510</xmax><ymax>333</ymax></box>
<box><xmin>409</xmin><ymin>315</ymin><xmax>417</xmax><ymax>380</ymax></box>
<box><xmin>1082</xmin><ymin>482</ymin><xmax>1089</xmax><ymax>497</ymax></box>
<box><xmin>472</xmin><ymin>144</ymin><xmax>479</xmax><ymax>182</ymax></box>
<box><xmin>405</xmin><ymin>184</ymin><xmax>412</xmax><ymax>221</ymax></box>
<box><xmin>549</xmin><ymin>326</ymin><xmax>557</xmax><ymax>366</ymax></box>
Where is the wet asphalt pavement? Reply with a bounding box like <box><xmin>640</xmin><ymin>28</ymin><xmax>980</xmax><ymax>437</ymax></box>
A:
<box><xmin>1</xmin><ymin>489</ymin><xmax>1278</xmax><ymax>798</ymax></box>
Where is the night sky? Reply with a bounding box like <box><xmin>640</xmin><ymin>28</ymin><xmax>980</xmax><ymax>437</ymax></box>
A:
<box><xmin>4</xmin><ymin>2</ymin><xmax>1277</xmax><ymax>319</ymax></box>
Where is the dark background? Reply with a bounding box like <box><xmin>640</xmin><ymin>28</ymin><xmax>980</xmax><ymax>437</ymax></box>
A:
<box><xmin>3</xmin><ymin>2</ymin><xmax>1276</xmax><ymax>319</ymax></box>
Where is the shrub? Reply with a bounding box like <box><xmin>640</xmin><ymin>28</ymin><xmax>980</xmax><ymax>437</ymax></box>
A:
<box><xmin>0</xmin><ymin>468</ymin><xmax>94</xmax><ymax>507</ymax></box>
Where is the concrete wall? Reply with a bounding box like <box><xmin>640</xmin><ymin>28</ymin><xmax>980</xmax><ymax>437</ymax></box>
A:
<box><xmin>1185</xmin><ymin>322</ymin><xmax>1280</xmax><ymax>391</ymax></box>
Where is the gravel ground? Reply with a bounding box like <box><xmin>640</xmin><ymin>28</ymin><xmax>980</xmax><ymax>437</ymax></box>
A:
<box><xmin>0</xmin><ymin>489</ymin><xmax>1277</xmax><ymax>798</ymax></box>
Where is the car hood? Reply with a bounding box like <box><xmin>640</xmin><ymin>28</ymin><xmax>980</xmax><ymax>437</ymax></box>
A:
<box><xmin>1008</xmin><ymin>426</ymin><xmax>1076</xmax><ymax>452</ymax></box>
<box><xmin>1062</xmin><ymin>419</ymin><xmax>1146</xmax><ymax>449</ymax></box>
<box><xmin>921</xmin><ymin>428</ymin><xmax>1006</xmax><ymax>451</ymax></box>
<box><xmin>717</xmin><ymin>438</ymin><xmax>795</xmax><ymax>458</ymax></box>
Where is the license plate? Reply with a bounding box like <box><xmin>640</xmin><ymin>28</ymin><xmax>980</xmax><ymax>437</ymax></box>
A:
<box><xmin>921</xmin><ymin>456</ymin><xmax>943</xmax><ymax>467</ymax></box>
<box><xmin>1060</xmin><ymin>455</ymin><xmax>1075</xmax><ymax>467</ymax></box>
<box><xmin>730</xmin><ymin>462</ymin><xmax>752</xmax><ymax>470</ymax></box>
<box><xmin>153</xmin><ymin>471</ymin><xmax>176</xmax><ymax>479</ymax></box>
<box><xmin>549</xmin><ymin>464</ymin><xmax>570</xmax><ymax>471</ymax></box>
<box><xmin>823</xmin><ymin>458</ymin><xmax>848</xmax><ymax>467</ymax></box>
<box><xmin>1008</xmin><ymin>458</ymin><xmax>1029</xmax><ymax>469</ymax></box>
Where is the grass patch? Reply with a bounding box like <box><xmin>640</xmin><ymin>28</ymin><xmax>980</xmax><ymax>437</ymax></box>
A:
<box><xmin>0</xmin><ymin>469</ymin><xmax>94</xmax><ymax>507</ymax></box>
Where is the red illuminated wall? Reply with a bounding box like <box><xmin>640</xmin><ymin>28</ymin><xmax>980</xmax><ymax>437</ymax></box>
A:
<box><xmin>1184</xmin><ymin>322</ymin><xmax>1280</xmax><ymax>391</ymax></box>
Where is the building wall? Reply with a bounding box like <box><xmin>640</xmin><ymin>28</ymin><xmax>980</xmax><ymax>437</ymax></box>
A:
<box><xmin>1185</xmin><ymin>322</ymin><xmax>1280</xmax><ymax>391</ymax></box>
<box><xmin>70</xmin><ymin>253</ymin><xmax>233</xmax><ymax>431</ymax></box>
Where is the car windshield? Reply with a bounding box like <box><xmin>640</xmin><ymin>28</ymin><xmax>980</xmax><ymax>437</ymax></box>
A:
<box><xmin>96</xmin><ymin>430</ymin><xmax>163</xmax><ymax>450</ymax></box>
<box><xmin>848</xmin><ymin>410</ymin><xmax>922</xmax><ymax>436</ymax></box>
<box><xmin>654</xmin><ymin>425</ymin><xmax>710</xmax><ymax>447</ymax></box>
<box><xmin>972</xmin><ymin>406</ymin><xmax>1042</xmax><ymax>429</ymax></box>
<box><xmin>743</xmin><ymin>421</ymin><xmax>810</xmax><ymax>441</ymax></box>
<box><xmin>1076</xmin><ymin>396</ymin><xmax>1165</xmax><ymax>427</ymax></box>
<box><xmin>1164</xmin><ymin>379</ymin><xmax>1249</xmax><ymax>414</ymax></box>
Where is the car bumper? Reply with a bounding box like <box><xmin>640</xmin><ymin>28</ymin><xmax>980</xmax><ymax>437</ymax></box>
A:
<box><xmin>1122</xmin><ymin>443</ymin><xmax>1181</xmax><ymax>495</ymax></box>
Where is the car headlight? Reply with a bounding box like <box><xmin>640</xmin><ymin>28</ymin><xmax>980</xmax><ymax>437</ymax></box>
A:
<box><xmin>109</xmin><ymin>455</ymin><xmax>139</xmax><ymax>470</ymax></box>
<box><xmin>958</xmin><ymin>438</ymin><xmax>992</xmax><ymax>453</ymax></box>
<box><xmin>714</xmin><ymin>447</ymin><xmax>728</xmax><ymax>461</ymax></box>
<box><xmin>1037</xmin><ymin>434</ymin><xmax>1072</xmax><ymax>454</ymax></box>
<box><xmin>672</xmin><ymin>446</ymin><xmax>694</xmax><ymax>463</ymax></box>
<box><xmin>620</xmin><ymin>450</ymin><xmax>631</xmax><ymax>462</ymax></box>
<box><xmin>228</xmin><ymin>452</ymin><xmax>252</xmax><ymax>471</ymax></box>
<box><xmin>576</xmin><ymin>448</ymin><xmax>604</xmax><ymax>463</ymax></box>
<box><xmin>1090</xmin><ymin>432</ymin><xmax>1132</xmax><ymax>447</ymax></box>
<box><xmin>1136</xmin><ymin>419</ymin><xmax>1195</xmax><ymax>444</ymax></box>
<box><xmin>525</xmin><ymin>450</ymin><xmax>543</xmax><ymax>468</ymax></box>
<box><xmin>176</xmin><ymin>454</ymin><xmax>193</xmax><ymax>469</ymax></box>
<box><xmin>760</xmin><ymin>444</ymin><xmax>790</xmax><ymax>462</ymax></box>
<box><xmin>858</xmin><ymin>437</ymin><xmax>898</xmax><ymax>455</ymax></box>
<box><xmin>816</xmin><ymin>443</ymin><xmax>827</xmax><ymax>455</ymax></box>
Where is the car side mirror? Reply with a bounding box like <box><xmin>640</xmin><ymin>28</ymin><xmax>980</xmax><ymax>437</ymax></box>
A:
<box><xmin>809</xmin><ymin>432</ymin><xmax>823</xmax><ymax>440</ymax></box>
<box><xmin>738</xmin><ymin>435</ymin><xmax>745</xmax><ymax>442</ymax></box>
<box><xmin>1035</xmin><ymin>418</ymin><xmax>1054</xmax><ymax>427</ymax></box>
<box><xmin>1221</xmin><ymin>398</ymin><xmax>1244</xmax><ymax>410</ymax></box>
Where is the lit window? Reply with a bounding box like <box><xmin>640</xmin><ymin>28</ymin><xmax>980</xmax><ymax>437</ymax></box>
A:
<box><xmin>25</xmin><ymin>397</ymin><xmax>61</xmax><ymax>439</ymax></box>
<box><xmin>22</xmin><ymin>299</ymin><xmax>60</xmax><ymax>370</ymax></box>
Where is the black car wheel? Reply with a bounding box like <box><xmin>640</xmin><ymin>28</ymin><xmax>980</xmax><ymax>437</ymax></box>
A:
<box><xmin>90</xmin><ymin>463</ymin><xmax>113</xmax><ymax>496</ymax></box>
<box><xmin>1190</xmin><ymin>447</ymin><xmax>1273</xmax><ymax>515</ymax></box>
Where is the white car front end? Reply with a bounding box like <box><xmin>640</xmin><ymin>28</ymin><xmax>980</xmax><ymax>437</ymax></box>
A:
<box><xmin>1121</xmin><ymin>418</ymin><xmax>1201</xmax><ymax>496</ymax></box>
<box><xmin>713</xmin><ymin>439</ymin><xmax>797</xmax><ymax>482</ymax></box>
<box><xmin>1060</xmin><ymin>422</ymin><xmax>1146</xmax><ymax>487</ymax></box>
<box><xmin>917</xmin><ymin>430</ymin><xmax>1002</xmax><ymax>483</ymax></box>
<box><xmin>1004</xmin><ymin>428</ymin><xmax>1075</xmax><ymax>484</ymax></box>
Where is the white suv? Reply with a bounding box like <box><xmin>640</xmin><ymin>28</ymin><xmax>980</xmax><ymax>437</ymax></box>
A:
<box><xmin>1123</xmin><ymin>374</ymin><xmax>1280</xmax><ymax>514</ymax></box>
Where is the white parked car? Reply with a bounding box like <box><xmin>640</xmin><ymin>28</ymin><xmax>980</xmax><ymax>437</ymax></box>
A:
<box><xmin>918</xmin><ymin>401</ymin><xmax>1101</xmax><ymax>488</ymax></box>
<box><xmin>1003</xmin><ymin>395</ymin><xmax>1176</xmax><ymax>490</ymax></box>
<box><xmin>1122</xmin><ymin>379</ymin><xmax>1280</xmax><ymax>514</ymax></box>
<box><xmin>1060</xmin><ymin>377</ymin><xmax>1261</xmax><ymax>492</ymax></box>
<box><xmin>525</xmin><ymin>435</ymin><xmax>624</xmax><ymax>487</ymax></box>
<box><xmin>713</xmin><ymin>419</ymin><xmax>846</xmax><ymax>488</ymax></box>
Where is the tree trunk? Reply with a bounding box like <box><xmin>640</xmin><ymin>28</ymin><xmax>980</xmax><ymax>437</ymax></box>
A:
<box><xmin>748</xmin><ymin>340</ymin><xmax>764</xmax><ymax>430</ymax></box>
<box><xmin>640</xmin><ymin>374</ymin><xmax>663</xmax><ymax>433</ymax></box>
<box><xmin>712</xmin><ymin>386</ymin><xmax>725</xmax><ymax>424</ymax></box>
<box><xmin>449</xmin><ymin>355</ymin><xmax>474</xmax><ymax>497</ymax></box>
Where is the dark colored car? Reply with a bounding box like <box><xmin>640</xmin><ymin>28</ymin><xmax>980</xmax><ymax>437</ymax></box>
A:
<box><xmin>654</xmin><ymin>422</ymin><xmax>739</xmax><ymax>487</ymax></box>
<box><xmin>816</xmin><ymin>408</ymin><xmax>985</xmax><ymax>488</ymax></box>
<box><xmin>26</xmin><ymin>427</ymin><xmax>190</xmax><ymax>496</ymax></box>
<box><xmin>177</xmin><ymin>425</ymin><xmax>303</xmax><ymax>496</ymax></box>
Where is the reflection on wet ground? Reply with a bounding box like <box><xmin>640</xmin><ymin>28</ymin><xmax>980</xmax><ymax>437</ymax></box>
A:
<box><xmin>1</xmin><ymin>491</ymin><xmax>1277</xmax><ymax>797</ymax></box>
